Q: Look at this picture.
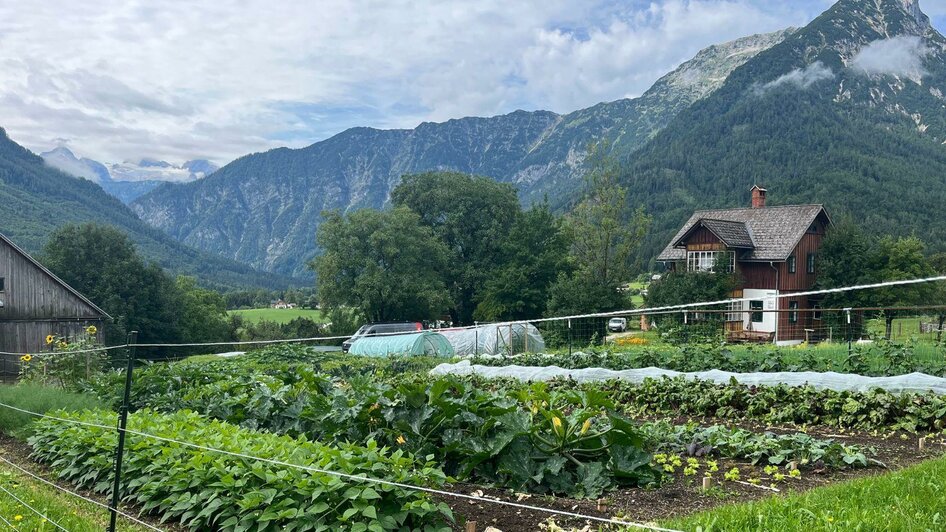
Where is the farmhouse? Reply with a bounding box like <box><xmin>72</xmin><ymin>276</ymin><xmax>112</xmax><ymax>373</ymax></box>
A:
<box><xmin>0</xmin><ymin>232</ymin><xmax>108</xmax><ymax>374</ymax></box>
<box><xmin>657</xmin><ymin>186</ymin><xmax>831</xmax><ymax>344</ymax></box>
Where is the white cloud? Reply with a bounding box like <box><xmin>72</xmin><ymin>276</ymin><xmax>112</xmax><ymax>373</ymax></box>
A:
<box><xmin>0</xmin><ymin>1</ymin><xmax>820</xmax><ymax>164</ymax></box>
<box><xmin>851</xmin><ymin>35</ymin><xmax>930</xmax><ymax>81</ymax></box>
<box><xmin>753</xmin><ymin>61</ymin><xmax>835</xmax><ymax>95</ymax></box>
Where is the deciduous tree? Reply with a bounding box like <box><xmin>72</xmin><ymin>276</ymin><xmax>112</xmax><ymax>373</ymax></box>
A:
<box><xmin>311</xmin><ymin>207</ymin><xmax>451</xmax><ymax>322</ymax></box>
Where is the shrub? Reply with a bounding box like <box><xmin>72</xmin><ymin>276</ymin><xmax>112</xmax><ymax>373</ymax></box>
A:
<box><xmin>29</xmin><ymin>409</ymin><xmax>453</xmax><ymax>531</ymax></box>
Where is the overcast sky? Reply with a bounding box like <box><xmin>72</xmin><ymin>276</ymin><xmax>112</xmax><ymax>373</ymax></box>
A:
<box><xmin>3</xmin><ymin>0</ymin><xmax>946</xmax><ymax>165</ymax></box>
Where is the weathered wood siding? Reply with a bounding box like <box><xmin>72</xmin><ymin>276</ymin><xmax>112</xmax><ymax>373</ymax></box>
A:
<box><xmin>683</xmin><ymin>227</ymin><xmax>725</xmax><ymax>250</ymax></box>
<box><xmin>0</xmin><ymin>237</ymin><xmax>105</xmax><ymax>374</ymax></box>
<box><xmin>737</xmin><ymin>262</ymin><xmax>778</xmax><ymax>289</ymax></box>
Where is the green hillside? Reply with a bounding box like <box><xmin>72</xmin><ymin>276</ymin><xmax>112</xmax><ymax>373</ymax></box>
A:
<box><xmin>625</xmin><ymin>0</ymin><xmax>946</xmax><ymax>262</ymax></box>
<box><xmin>0</xmin><ymin>128</ymin><xmax>293</xmax><ymax>290</ymax></box>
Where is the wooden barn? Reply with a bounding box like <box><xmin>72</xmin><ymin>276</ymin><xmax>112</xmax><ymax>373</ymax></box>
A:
<box><xmin>657</xmin><ymin>186</ymin><xmax>832</xmax><ymax>345</ymax></box>
<box><xmin>0</xmin><ymin>232</ymin><xmax>108</xmax><ymax>374</ymax></box>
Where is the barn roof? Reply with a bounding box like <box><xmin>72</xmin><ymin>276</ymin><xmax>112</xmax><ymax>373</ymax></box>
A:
<box><xmin>657</xmin><ymin>204</ymin><xmax>829</xmax><ymax>262</ymax></box>
<box><xmin>0</xmin><ymin>232</ymin><xmax>110</xmax><ymax>319</ymax></box>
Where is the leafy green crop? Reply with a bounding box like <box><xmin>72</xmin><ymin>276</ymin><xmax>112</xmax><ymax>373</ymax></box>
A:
<box><xmin>586</xmin><ymin>376</ymin><xmax>946</xmax><ymax>432</ymax></box>
<box><xmin>638</xmin><ymin>421</ymin><xmax>875</xmax><ymax>469</ymax></box>
<box><xmin>28</xmin><ymin>409</ymin><xmax>453</xmax><ymax>531</ymax></box>
<box><xmin>89</xmin><ymin>352</ymin><xmax>661</xmax><ymax>498</ymax></box>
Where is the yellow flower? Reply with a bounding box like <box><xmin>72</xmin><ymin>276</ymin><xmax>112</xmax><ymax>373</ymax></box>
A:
<box><xmin>396</xmin><ymin>435</ymin><xmax>406</xmax><ymax>445</ymax></box>
<box><xmin>57</xmin><ymin>340</ymin><xmax>68</xmax><ymax>349</ymax></box>
<box><xmin>20</xmin><ymin>354</ymin><xmax>32</xmax><ymax>362</ymax></box>
<box><xmin>580</xmin><ymin>418</ymin><xmax>592</xmax><ymax>435</ymax></box>
<box><xmin>45</xmin><ymin>335</ymin><xmax>54</xmax><ymax>345</ymax></box>
<box><xmin>552</xmin><ymin>416</ymin><xmax>564</xmax><ymax>436</ymax></box>
<box><xmin>14</xmin><ymin>515</ymin><xmax>22</xmax><ymax>521</ymax></box>
<box><xmin>86</xmin><ymin>325</ymin><xmax>98</xmax><ymax>335</ymax></box>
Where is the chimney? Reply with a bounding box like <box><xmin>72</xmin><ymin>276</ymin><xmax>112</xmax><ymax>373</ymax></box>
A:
<box><xmin>750</xmin><ymin>185</ymin><xmax>767</xmax><ymax>209</ymax></box>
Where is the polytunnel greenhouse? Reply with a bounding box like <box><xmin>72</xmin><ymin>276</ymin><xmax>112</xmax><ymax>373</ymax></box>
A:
<box><xmin>347</xmin><ymin>331</ymin><xmax>456</xmax><ymax>357</ymax></box>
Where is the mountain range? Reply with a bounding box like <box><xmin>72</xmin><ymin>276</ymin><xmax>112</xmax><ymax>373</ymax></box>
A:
<box><xmin>130</xmin><ymin>28</ymin><xmax>795</xmax><ymax>277</ymax></box>
<box><xmin>0</xmin><ymin>129</ymin><xmax>289</xmax><ymax>290</ymax></box>
<box><xmin>6</xmin><ymin>0</ymin><xmax>946</xmax><ymax>287</ymax></box>
<box><xmin>40</xmin><ymin>147</ymin><xmax>218</xmax><ymax>203</ymax></box>
<box><xmin>624</xmin><ymin>0</ymin><xmax>946</xmax><ymax>259</ymax></box>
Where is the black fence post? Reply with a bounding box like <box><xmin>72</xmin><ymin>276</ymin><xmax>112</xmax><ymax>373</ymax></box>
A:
<box><xmin>108</xmin><ymin>331</ymin><xmax>137</xmax><ymax>532</ymax></box>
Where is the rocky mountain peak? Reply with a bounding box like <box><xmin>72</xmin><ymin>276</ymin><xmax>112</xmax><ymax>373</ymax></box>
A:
<box><xmin>900</xmin><ymin>0</ymin><xmax>932</xmax><ymax>29</ymax></box>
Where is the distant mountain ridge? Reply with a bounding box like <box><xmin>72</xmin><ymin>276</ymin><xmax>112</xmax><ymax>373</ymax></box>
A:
<box><xmin>0</xmin><ymin>129</ymin><xmax>290</xmax><ymax>289</ymax></box>
<box><xmin>131</xmin><ymin>29</ymin><xmax>794</xmax><ymax>277</ymax></box>
<box><xmin>623</xmin><ymin>0</ymin><xmax>946</xmax><ymax>260</ymax></box>
<box><xmin>40</xmin><ymin>147</ymin><xmax>217</xmax><ymax>203</ymax></box>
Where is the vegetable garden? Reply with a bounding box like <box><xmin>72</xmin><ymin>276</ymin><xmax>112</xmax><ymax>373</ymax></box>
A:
<box><xmin>1</xmin><ymin>322</ymin><xmax>945</xmax><ymax>530</ymax></box>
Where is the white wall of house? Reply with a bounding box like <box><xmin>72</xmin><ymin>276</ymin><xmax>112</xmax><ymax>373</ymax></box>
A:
<box><xmin>743</xmin><ymin>289</ymin><xmax>778</xmax><ymax>335</ymax></box>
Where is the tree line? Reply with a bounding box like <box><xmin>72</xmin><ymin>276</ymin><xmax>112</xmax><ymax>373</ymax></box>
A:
<box><xmin>313</xmin><ymin>149</ymin><xmax>649</xmax><ymax>326</ymax></box>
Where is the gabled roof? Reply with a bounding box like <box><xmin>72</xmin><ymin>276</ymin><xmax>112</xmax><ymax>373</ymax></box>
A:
<box><xmin>0</xmin><ymin>232</ymin><xmax>110</xmax><ymax>318</ymax></box>
<box><xmin>674</xmin><ymin>219</ymin><xmax>755</xmax><ymax>249</ymax></box>
<box><xmin>657</xmin><ymin>204</ymin><xmax>829</xmax><ymax>262</ymax></box>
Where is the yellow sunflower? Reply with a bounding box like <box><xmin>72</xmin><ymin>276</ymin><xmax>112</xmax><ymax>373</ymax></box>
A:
<box><xmin>45</xmin><ymin>334</ymin><xmax>55</xmax><ymax>345</ymax></box>
<box><xmin>86</xmin><ymin>325</ymin><xmax>98</xmax><ymax>335</ymax></box>
<box><xmin>19</xmin><ymin>354</ymin><xmax>31</xmax><ymax>362</ymax></box>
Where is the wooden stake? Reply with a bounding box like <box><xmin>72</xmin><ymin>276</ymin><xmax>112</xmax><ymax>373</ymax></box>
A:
<box><xmin>465</xmin><ymin>521</ymin><xmax>477</xmax><ymax>532</ymax></box>
<box><xmin>919</xmin><ymin>437</ymin><xmax>926</xmax><ymax>451</ymax></box>
<box><xmin>597</xmin><ymin>498</ymin><xmax>608</xmax><ymax>511</ymax></box>
<box><xmin>702</xmin><ymin>476</ymin><xmax>712</xmax><ymax>490</ymax></box>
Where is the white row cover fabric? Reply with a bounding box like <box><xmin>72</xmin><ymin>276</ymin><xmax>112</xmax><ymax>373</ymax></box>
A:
<box><xmin>430</xmin><ymin>360</ymin><xmax>946</xmax><ymax>395</ymax></box>
<box><xmin>438</xmin><ymin>324</ymin><xmax>546</xmax><ymax>356</ymax></box>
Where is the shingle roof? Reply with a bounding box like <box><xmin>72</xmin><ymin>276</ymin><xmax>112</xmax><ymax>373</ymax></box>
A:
<box><xmin>675</xmin><ymin>219</ymin><xmax>755</xmax><ymax>249</ymax></box>
<box><xmin>657</xmin><ymin>204</ymin><xmax>828</xmax><ymax>262</ymax></box>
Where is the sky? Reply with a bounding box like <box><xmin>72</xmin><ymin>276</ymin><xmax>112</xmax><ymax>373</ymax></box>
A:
<box><xmin>2</xmin><ymin>0</ymin><xmax>946</xmax><ymax>166</ymax></box>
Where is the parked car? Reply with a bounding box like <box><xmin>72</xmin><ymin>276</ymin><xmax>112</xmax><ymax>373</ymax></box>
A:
<box><xmin>342</xmin><ymin>322</ymin><xmax>423</xmax><ymax>352</ymax></box>
<box><xmin>607</xmin><ymin>317</ymin><xmax>628</xmax><ymax>332</ymax></box>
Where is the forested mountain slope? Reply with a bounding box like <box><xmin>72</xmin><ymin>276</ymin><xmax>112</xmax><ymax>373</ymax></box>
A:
<box><xmin>0</xmin><ymin>128</ymin><xmax>291</xmax><ymax>289</ymax></box>
<box><xmin>625</xmin><ymin>0</ymin><xmax>946</xmax><ymax>261</ymax></box>
<box><xmin>132</xmin><ymin>31</ymin><xmax>792</xmax><ymax>276</ymax></box>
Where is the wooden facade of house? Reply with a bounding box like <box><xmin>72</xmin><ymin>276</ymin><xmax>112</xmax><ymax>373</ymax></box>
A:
<box><xmin>0</xmin><ymin>233</ymin><xmax>108</xmax><ymax>374</ymax></box>
<box><xmin>658</xmin><ymin>187</ymin><xmax>831</xmax><ymax>344</ymax></box>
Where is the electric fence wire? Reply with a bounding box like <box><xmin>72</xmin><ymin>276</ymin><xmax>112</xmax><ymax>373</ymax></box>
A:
<box><xmin>0</xmin><ymin>401</ymin><xmax>681</xmax><ymax>532</ymax></box>
<box><xmin>127</xmin><ymin>274</ymin><xmax>946</xmax><ymax>348</ymax></box>
<box><xmin>0</xmin><ymin>455</ymin><xmax>164</xmax><ymax>532</ymax></box>
<box><xmin>0</xmin><ymin>344</ymin><xmax>129</xmax><ymax>358</ymax></box>
<box><xmin>0</xmin><ymin>481</ymin><xmax>69</xmax><ymax>532</ymax></box>
<box><xmin>2</xmin><ymin>274</ymin><xmax>944</xmax><ymax>357</ymax></box>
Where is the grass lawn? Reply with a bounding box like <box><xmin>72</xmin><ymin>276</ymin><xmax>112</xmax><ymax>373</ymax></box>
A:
<box><xmin>0</xmin><ymin>456</ymin><xmax>152</xmax><ymax>531</ymax></box>
<box><xmin>865</xmin><ymin>316</ymin><xmax>942</xmax><ymax>343</ymax></box>
<box><xmin>228</xmin><ymin>307</ymin><xmax>325</xmax><ymax>324</ymax></box>
<box><xmin>663</xmin><ymin>455</ymin><xmax>946</xmax><ymax>531</ymax></box>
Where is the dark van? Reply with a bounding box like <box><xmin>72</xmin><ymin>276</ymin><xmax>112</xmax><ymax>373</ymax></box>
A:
<box><xmin>342</xmin><ymin>322</ymin><xmax>423</xmax><ymax>352</ymax></box>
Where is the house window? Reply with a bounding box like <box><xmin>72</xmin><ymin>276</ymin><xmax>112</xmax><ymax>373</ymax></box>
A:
<box><xmin>726</xmin><ymin>301</ymin><xmax>742</xmax><ymax>322</ymax></box>
<box><xmin>686</xmin><ymin>251</ymin><xmax>735</xmax><ymax>273</ymax></box>
<box><xmin>750</xmin><ymin>300</ymin><xmax>764</xmax><ymax>322</ymax></box>
<box><xmin>788</xmin><ymin>301</ymin><xmax>799</xmax><ymax>323</ymax></box>
<box><xmin>0</xmin><ymin>277</ymin><xmax>4</xmax><ymax>292</ymax></box>
<box><xmin>807</xmin><ymin>253</ymin><xmax>815</xmax><ymax>274</ymax></box>
<box><xmin>813</xmin><ymin>303</ymin><xmax>822</xmax><ymax>320</ymax></box>
<box><xmin>788</xmin><ymin>255</ymin><xmax>796</xmax><ymax>274</ymax></box>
